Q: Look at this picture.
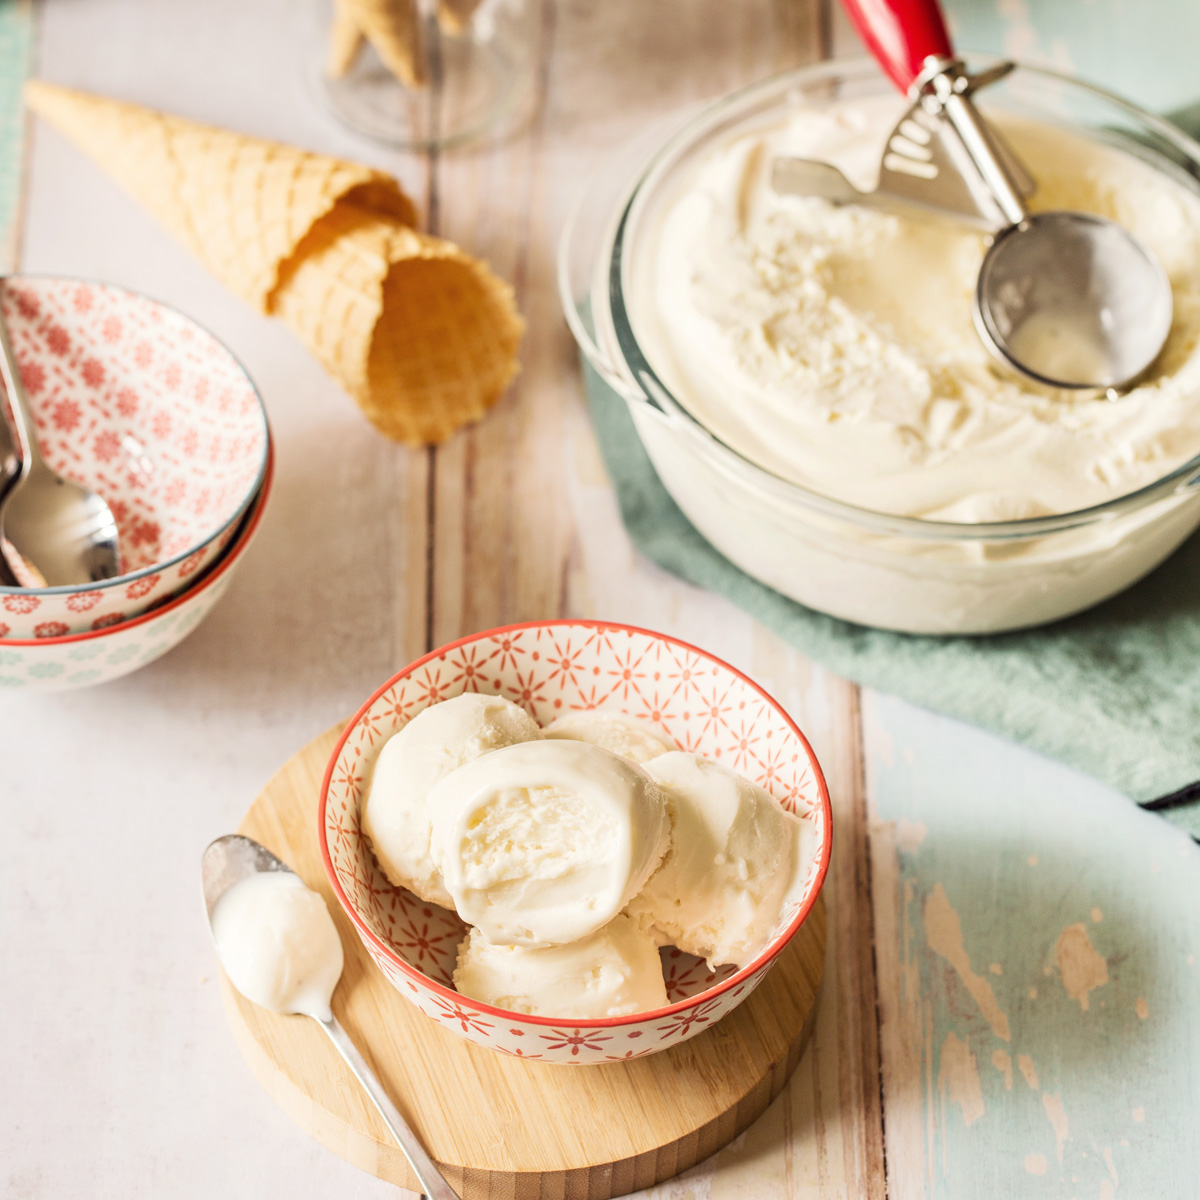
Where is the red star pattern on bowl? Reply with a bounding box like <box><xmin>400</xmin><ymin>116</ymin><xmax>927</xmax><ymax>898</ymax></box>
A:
<box><xmin>0</xmin><ymin>277</ymin><xmax>268</xmax><ymax>638</ymax></box>
<box><xmin>319</xmin><ymin>621</ymin><xmax>832</xmax><ymax>1065</ymax></box>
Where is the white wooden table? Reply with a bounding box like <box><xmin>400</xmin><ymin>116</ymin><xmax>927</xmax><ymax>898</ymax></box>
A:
<box><xmin>3</xmin><ymin>1</ymin><xmax>1198</xmax><ymax>1196</ymax></box>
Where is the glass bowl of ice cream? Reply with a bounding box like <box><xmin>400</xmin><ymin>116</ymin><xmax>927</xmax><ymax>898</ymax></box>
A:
<box><xmin>560</xmin><ymin>59</ymin><xmax>1200</xmax><ymax>634</ymax></box>
<box><xmin>317</xmin><ymin>620</ymin><xmax>831</xmax><ymax>1066</ymax></box>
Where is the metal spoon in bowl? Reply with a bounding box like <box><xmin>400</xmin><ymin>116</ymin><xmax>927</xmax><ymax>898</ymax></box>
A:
<box><xmin>0</xmin><ymin>280</ymin><xmax>121</xmax><ymax>586</ymax></box>
<box><xmin>0</xmin><ymin>400</ymin><xmax>18</xmax><ymax>586</ymax></box>
<box><xmin>201</xmin><ymin>835</ymin><xmax>461</xmax><ymax>1200</ymax></box>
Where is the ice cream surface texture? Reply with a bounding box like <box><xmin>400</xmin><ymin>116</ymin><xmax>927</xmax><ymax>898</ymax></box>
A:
<box><xmin>361</xmin><ymin>692</ymin><xmax>541</xmax><ymax>908</ymax></box>
<box><xmin>211</xmin><ymin>871</ymin><xmax>344</xmax><ymax>1020</ymax></box>
<box><xmin>627</xmin><ymin>752</ymin><xmax>803</xmax><ymax>969</ymax></box>
<box><xmin>631</xmin><ymin>97</ymin><xmax>1200</xmax><ymax>521</ymax></box>
<box><xmin>430</xmin><ymin>739</ymin><xmax>671</xmax><ymax>946</ymax></box>
<box><xmin>453</xmin><ymin>914</ymin><xmax>670</xmax><ymax>1017</ymax></box>
<box><xmin>359</xmin><ymin>700</ymin><xmax>813</xmax><ymax>1018</ymax></box>
<box><xmin>543</xmin><ymin>710</ymin><xmax>678</xmax><ymax>763</ymax></box>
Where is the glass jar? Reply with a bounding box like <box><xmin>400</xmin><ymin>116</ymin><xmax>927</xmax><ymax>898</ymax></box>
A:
<box><xmin>310</xmin><ymin>0</ymin><xmax>538</xmax><ymax>151</ymax></box>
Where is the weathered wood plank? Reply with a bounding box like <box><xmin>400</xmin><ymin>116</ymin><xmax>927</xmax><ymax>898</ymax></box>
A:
<box><xmin>428</xmin><ymin>0</ymin><xmax>834</xmax><ymax>643</ymax></box>
<box><xmin>428</xmin><ymin>3</ymin><xmax>886</xmax><ymax>1196</ymax></box>
<box><xmin>863</xmin><ymin>691</ymin><xmax>1200</xmax><ymax>1198</ymax></box>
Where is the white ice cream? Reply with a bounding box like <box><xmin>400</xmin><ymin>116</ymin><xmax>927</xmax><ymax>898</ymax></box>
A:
<box><xmin>211</xmin><ymin>871</ymin><xmax>344</xmax><ymax>1020</ymax></box>
<box><xmin>543</xmin><ymin>711</ymin><xmax>678</xmax><ymax>764</ymax></box>
<box><xmin>453</xmin><ymin>913</ymin><xmax>669</xmax><ymax>1018</ymax></box>
<box><xmin>361</xmin><ymin>692</ymin><xmax>541</xmax><ymax>908</ymax></box>
<box><xmin>627</xmin><ymin>752</ymin><xmax>802</xmax><ymax>969</ymax></box>
<box><xmin>632</xmin><ymin>97</ymin><xmax>1200</xmax><ymax>521</ymax></box>
<box><xmin>431</xmin><ymin>739</ymin><xmax>671</xmax><ymax>947</ymax></box>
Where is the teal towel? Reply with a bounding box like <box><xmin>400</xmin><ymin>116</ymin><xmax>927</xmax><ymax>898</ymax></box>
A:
<box><xmin>583</xmin><ymin>359</ymin><xmax>1200</xmax><ymax>836</ymax></box>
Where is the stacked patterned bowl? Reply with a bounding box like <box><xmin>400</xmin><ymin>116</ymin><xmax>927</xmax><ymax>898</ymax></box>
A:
<box><xmin>0</xmin><ymin>276</ymin><xmax>271</xmax><ymax>691</ymax></box>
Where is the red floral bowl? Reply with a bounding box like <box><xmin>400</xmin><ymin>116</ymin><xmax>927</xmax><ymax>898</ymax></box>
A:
<box><xmin>319</xmin><ymin>621</ymin><xmax>832</xmax><ymax>1065</ymax></box>
<box><xmin>0</xmin><ymin>276</ymin><xmax>269</xmax><ymax>639</ymax></box>
<box><xmin>0</xmin><ymin>445</ymin><xmax>272</xmax><ymax>691</ymax></box>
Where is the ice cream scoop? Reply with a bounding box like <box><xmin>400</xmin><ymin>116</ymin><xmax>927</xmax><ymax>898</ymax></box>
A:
<box><xmin>361</xmin><ymin>692</ymin><xmax>542</xmax><ymax>907</ymax></box>
<box><xmin>453</xmin><ymin>913</ymin><xmax>669</xmax><ymax>1018</ymax></box>
<box><xmin>627</xmin><ymin>752</ymin><xmax>803</xmax><ymax>969</ymax></box>
<box><xmin>201</xmin><ymin>835</ymin><xmax>460</xmax><ymax>1200</ymax></box>
<box><xmin>543</xmin><ymin>710</ymin><xmax>677</xmax><ymax>764</ymax></box>
<box><xmin>431</xmin><ymin>739</ymin><xmax>671</xmax><ymax>947</ymax></box>
<box><xmin>775</xmin><ymin>0</ymin><xmax>1172</xmax><ymax>392</ymax></box>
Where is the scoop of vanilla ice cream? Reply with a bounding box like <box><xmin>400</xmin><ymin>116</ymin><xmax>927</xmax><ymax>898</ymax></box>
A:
<box><xmin>543</xmin><ymin>711</ymin><xmax>678</xmax><ymax>763</ymax></box>
<box><xmin>453</xmin><ymin>914</ymin><xmax>669</xmax><ymax>1018</ymax></box>
<box><xmin>627</xmin><ymin>752</ymin><xmax>801</xmax><ymax>968</ymax></box>
<box><xmin>211</xmin><ymin>871</ymin><xmax>345</xmax><ymax>1020</ymax></box>
<box><xmin>431</xmin><ymin>739</ymin><xmax>671</xmax><ymax>946</ymax></box>
<box><xmin>361</xmin><ymin>693</ymin><xmax>542</xmax><ymax>908</ymax></box>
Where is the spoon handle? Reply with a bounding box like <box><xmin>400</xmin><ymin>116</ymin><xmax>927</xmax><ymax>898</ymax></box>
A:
<box><xmin>0</xmin><ymin>281</ymin><xmax>43</xmax><ymax>473</ymax></box>
<box><xmin>0</xmin><ymin>392</ymin><xmax>16</xmax><ymax>500</ymax></box>
<box><xmin>314</xmin><ymin>1013</ymin><xmax>462</xmax><ymax>1200</ymax></box>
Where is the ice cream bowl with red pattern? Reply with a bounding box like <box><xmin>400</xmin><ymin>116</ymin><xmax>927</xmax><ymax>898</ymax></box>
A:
<box><xmin>0</xmin><ymin>275</ymin><xmax>269</xmax><ymax>639</ymax></box>
<box><xmin>0</xmin><ymin>443</ymin><xmax>272</xmax><ymax>691</ymax></box>
<box><xmin>318</xmin><ymin>619</ymin><xmax>833</xmax><ymax>1066</ymax></box>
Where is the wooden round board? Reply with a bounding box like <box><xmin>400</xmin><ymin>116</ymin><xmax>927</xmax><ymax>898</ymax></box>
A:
<box><xmin>222</xmin><ymin>724</ymin><xmax>828</xmax><ymax>1199</ymax></box>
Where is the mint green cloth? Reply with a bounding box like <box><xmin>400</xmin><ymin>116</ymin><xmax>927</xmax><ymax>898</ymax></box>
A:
<box><xmin>583</xmin><ymin>359</ymin><xmax>1200</xmax><ymax>836</ymax></box>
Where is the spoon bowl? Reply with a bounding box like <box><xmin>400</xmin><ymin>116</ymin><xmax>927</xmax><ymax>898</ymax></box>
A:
<box><xmin>0</xmin><ymin>279</ymin><xmax>122</xmax><ymax>586</ymax></box>
<box><xmin>0</xmin><ymin>466</ymin><xmax>121</xmax><ymax>586</ymax></box>
<box><xmin>975</xmin><ymin>210</ymin><xmax>1174</xmax><ymax>391</ymax></box>
<box><xmin>202</xmin><ymin>833</ymin><xmax>297</xmax><ymax>918</ymax></box>
<box><xmin>201</xmin><ymin>834</ymin><xmax>461</xmax><ymax>1200</ymax></box>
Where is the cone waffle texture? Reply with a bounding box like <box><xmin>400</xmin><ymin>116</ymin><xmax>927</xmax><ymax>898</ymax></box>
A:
<box><xmin>24</xmin><ymin>80</ymin><xmax>416</xmax><ymax>311</ymax></box>
<box><xmin>328</xmin><ymin>0</ymin><xmax>423</xmax><ymax>86</ymax></box>
<box><xmin>275</xmin><ymin>204</ymin><xmax>524</xmax><ymax>444</ymax></box>
<box><xmin>27</xmin><ymin>81</ymin><xmax>523</xmax><ymax>444</ymax></box>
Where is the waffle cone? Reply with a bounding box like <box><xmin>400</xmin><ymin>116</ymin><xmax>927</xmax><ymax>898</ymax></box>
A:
<box><xmin>437</xmin><ymin>0</ymin><xmax>484</xmax><ymax>35</ymax></box>
<box><xmin>327</xmin><ymin>4</ymin><xmax>365</xmax><ymax>77</ymax></box>
<box><xmin>24</xmin><ymin>80</ymin><xmax>416</xmax><ymax>311</ymax></box>
<box><xmin>338</xmin><ymin>0</ymin><xmax>424</xmax><ymax>87</ymax></box>
<box><xmin>275</xmin><ymin>204</ymin><xmax>524</xmax><ymax>444</ymax></box>
<box><xmin>26</xmin><ymin>81</ymin><xmax>523</xmax><ymax>445</ymax></box>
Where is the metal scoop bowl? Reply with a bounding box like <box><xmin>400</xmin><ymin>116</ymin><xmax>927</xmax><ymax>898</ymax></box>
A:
<box><xmin>976</xmin><ymin>210</ymin><xmax>1173</xmax><ymax>391</ymax></box>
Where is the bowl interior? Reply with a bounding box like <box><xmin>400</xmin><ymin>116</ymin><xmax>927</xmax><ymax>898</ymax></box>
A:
<box><xmin>322</xmin><ymin>622</ymin><xmax>830</xmax><ymax>1017</ymax></box>
<box><xmin>1</xmin><ymin>277</ymin><xmax>268</xmax><ymax>573</ymax></box>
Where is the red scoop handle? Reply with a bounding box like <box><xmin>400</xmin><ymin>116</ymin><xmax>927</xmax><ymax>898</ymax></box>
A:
<box><xmin>839</xmin><ymin>0</ymin><xmax>954</xmax><ymax>93</ymax></box>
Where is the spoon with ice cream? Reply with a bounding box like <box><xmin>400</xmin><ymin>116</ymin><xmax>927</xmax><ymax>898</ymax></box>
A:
<box><xmin>773</xmin><ymin>0</ymin><xmax>1173</xmax><ymax>393</ymax></box>
<box><xmin>201</xmin><ymin>834</ymin><xmax>461</xmax><ymax>1200</ymax></box>
<box><xmin>0</xmin><ymin>279</ymin><xmax>121</xmax><ymax>586</ymax></box>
